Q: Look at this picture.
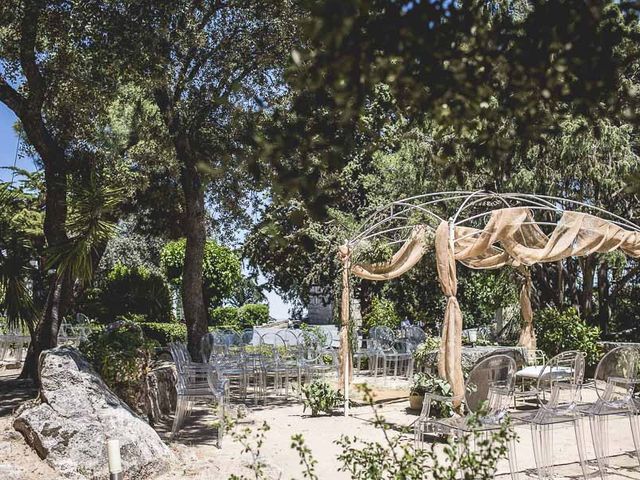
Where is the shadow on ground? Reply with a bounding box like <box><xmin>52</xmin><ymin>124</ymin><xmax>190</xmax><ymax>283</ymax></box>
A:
<box><xmin>0</xmin><ymin>372</ymin><xmax>37</xmax><ymax>417</ymax></box>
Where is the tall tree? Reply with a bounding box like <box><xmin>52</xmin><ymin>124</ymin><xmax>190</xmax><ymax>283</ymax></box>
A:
<box><xmin>0</xmin><ymin>0</ymin><xmax>129</xmax><ymax>380</ymax></box>
<box><xmin>112</xmin><ymin>0</ymin><xmax>300</xmax><ymax>357</ymax></box>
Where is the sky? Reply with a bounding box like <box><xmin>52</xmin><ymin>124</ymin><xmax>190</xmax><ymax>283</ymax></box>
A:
<box><xmin>0</xmin><ymin>104</ymin><xmax>293</xmax><ymax>320</ymax></box>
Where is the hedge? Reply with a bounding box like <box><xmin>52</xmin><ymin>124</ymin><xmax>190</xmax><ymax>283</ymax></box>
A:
<box><xmin>140</xmin><ymin>322</ymin><xmax>187</xmax><ymax>345</ymax></box>
<box><xmin>209</xmin><ymin>303</ymin><xmax>269</xmax><ymax>329</ymax></box>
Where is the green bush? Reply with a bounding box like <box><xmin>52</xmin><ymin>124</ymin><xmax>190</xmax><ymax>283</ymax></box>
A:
<box><xmin>161</xmin><ymin>239</ymin><xmax>242</xmax><ymax>308</ymax></box>
<box><xmin>300</xmin><ymin>381</ymin><xmax>344</xmax><ymax>416</ymax></box>
<box><xmin>209</xmin><ymin>303</ymin><xmax>269</xmax><ymax>329</ymax></box>
<box><xmin>99</xmin><ymin>263</ymin><xmax>172</xmax><ymax>323</ymax></box>
<box><xmin>238</xmin><ymin>303</ymin><xmax>269</xmax><ymax>327</ymax></box>
<box><xmin>80</xmin><ymin>321</ymin><xmax>156</xmax><ymax>411</ymax></box>
<box><xmin>534</xmin><ymin>307</ymin><xmax>602</xmax><ymax>367</ymax></box>
<box><xmin>410</xmin><ymin>372</ymin><xmax>454</xmax><ymax>418</ymax></box>
<box><xmin>140</xmin><ymin>322</ymin><xmax>187</xmax><ymax>345</ymax></box>
<box><xmin>362</xmin><ymin>296</ymin><xmax>400</xmax><ymax>332</ymax></box>
<box><xmin>210</xmin><ymin>306</ymin><xmax>240</xmax><ymax>328</ymax></box>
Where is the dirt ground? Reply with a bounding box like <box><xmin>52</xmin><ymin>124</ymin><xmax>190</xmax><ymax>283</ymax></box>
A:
<box><xmin>2</xmin><ymin>370</ymin><xmax>640</xmax><ymax>479</ymax></box>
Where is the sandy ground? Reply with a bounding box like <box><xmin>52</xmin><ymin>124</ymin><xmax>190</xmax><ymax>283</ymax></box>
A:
<box><xmin>2</xmin><ymin>369</ymin><xmax>640</xmax><ymax>479</ymax></box>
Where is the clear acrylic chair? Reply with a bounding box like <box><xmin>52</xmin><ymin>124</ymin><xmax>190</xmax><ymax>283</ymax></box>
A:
<box><xmin>405</xmin><ymin>326</ymin><xmax>426</xmax><ymax>353</ymax></box>
<box><xmin>373</xmin><ymin>327</ymin><xmax>412</xmax><ymax>380</ymax></box>
<box><xmin>517</xmin><ymin>350</ymin><xmax>588</xmax><ymax>479</ymax></box>
<box><xmin>414</xmin><ymin>354</ymin><xmax>519</xmax><ymax>480</ymax></box>
<box><xmin>168</xmin><ymin>342</ymin><xmax>227</xmax><ymax>446</ymax></box>
<box><xmin>579</xmin><ymin>346</ymin><xmax>640</xmax><ymax>478</ymax></box>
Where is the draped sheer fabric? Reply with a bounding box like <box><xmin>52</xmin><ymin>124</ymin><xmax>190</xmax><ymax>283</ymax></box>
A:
<box><xmin>342</xmin><ymin>207</ymin><xmax>640</xmax><ymax>399</ymax></box>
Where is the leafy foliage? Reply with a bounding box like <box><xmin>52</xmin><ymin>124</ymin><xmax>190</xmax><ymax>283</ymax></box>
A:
<box><xmin>534</xmin><ymin>307</ymin><xmax>602</xmax><ymax>367</ymax></box>
<box><xmin>209</xmin><ymin>303</ymin><xmax>269</xmax><ymax>330</ymax></box>
<box><xmin>410</xmin><ymin>373</ymin><xmax>454</xmax><ymax>418</ymax></box>
<box><xmin>335</xmin><ymin>384</ymin><xmax>514</xmax><ymax>480</ymax></box>
<box><xmin>98</xmin><ymin>263</ymin><xmax>172</xmax><ymax>323</ymax></box>
<box><xmin>139</xmin><ymin>322</ymin><xmax>187</xmax><ymax>345</ymax></box>
<box><xmin>300</xmin><ymin>381</ymin><xmax>344</xmax><ymax>416</ymax></box>
<box><xmin>161</xmin><ymin>239</ymin><xmax>242</xmax><ymax>309</ymax></box>
<box><xmin>80</xmin><ymin>321</ymin><xmax>156</xmax><ymax>410</ymax></box>
<box><xmin>362</xmin><ymin>297</ymin><xmax>400</xmax><ymax>332</ymax></box>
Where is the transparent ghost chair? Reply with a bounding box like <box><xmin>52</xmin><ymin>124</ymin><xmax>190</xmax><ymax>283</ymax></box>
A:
<box><xmin>353</xmin><ymin>334</ymin><xmax>378</xmax><ymax>374</ymax></box>
<box><xmin>259</xmin><ymin>331</ymin><xmax>291</xmax><ymax>396</ymax></box>
<box><xmin>241</xmin><ymin>329</ymin><xmax>256</xmax><ymax>347</ymax></box>
<box><xmin>414</xmin><ymin>354</ymin><xmax>519</xmax><ymax>480</ymax></box>
<box><xmin>204</xmin><ymin>332</ymin><xmax>248</xmax><ymax>400</ymax></box>
<box><xmin>374</xmin><ymin>326</ymin><xmax>413</xmax><ymax>380</ymax></box>
<box><xmin>238</xmin><ymin>329</ymin><xmax>266</xmax><ymax>404</ymax></box>
<box><xmin>517</xmin><ymin>350</ymin><xmax>588</xmax><ymax>480</ymax></box>
<box><xmin>405</xmin><ymin>326</ymin><xmax>427</xmax><ymax>353</ymax></box>
<box><xmin>299</xmin><ymin>330</ymin><xmax>334</xmax><ymax>381</ymax></box>
<box><xmin>168</xmin><ymin>342</ymin><xmax>227</xmax><ymax>445</ymax></box>
<box><xmin>200</xmin><ymin>331</ymin><xmax>223</xmax><ymax>362</ymax></box>
<box><xmin>579</xmin><ymin>346</ymin><xmax>640</xmax><ymax>478</ymax></box>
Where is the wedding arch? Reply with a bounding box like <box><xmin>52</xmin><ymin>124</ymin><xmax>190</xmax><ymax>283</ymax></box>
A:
<box><xmin>337</xmin><ymin>191</ymin><xmax>640</xmax><ymax>414</ymax></box>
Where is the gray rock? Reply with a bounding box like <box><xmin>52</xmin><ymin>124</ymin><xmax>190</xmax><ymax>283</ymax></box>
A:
<box><xmin>13</xmin><ymin>346</ymin><xmax>173</xmax><ymax>480</ymax></box>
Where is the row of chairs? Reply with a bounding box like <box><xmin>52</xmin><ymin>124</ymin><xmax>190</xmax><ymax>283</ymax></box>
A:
<box><xmin>169</xmin><ymin>328</ymin><xmax>338</xmax><ymax>440</ymax></box>
<box><xmin>353</xmin><ymin>326</ymin><xmax>426</xmax><ymax>380</ymax></box>
<box><xmin>414</xmin><ymin>346</ymin><xmax>640</xmax><ymax>479</ymax></box>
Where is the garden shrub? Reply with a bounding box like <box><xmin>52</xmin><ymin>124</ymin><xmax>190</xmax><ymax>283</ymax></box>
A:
<box><xmin>210</xmin><ymin>306</ymin><xmax>240</xmax><ymax>328</ymax></box>
<box><xmin>300</xmin><ymin>381</ymin><xmax>344</xmax><ymax>416</ymax></box>
<box><xmin>409</xmin><ymin>372</ymin><xmax>454</xmax><ymax>418</ymax></box>
<box><xmin>534</xmin><ymin>306</ymin><xmax>602</xmax><ymax>367</ymax></box>
<box><xmin>161</xmin><ymin>239</ymin><xmax>242</xmax><ymax>308</ymax></box>
<box><xmin>362</xmin><ymin>296</ymin><xmax>400</xmax><ymax>332</ymax></box>
<box><xmin>80</xmin><ymin>321</ymin><xmax>156</xmax><ymax>411</ymax></box>
<box><xmin>140</xmin><ymin>322</ymin><xmax>187</xmax><ymax>345</ymax></box>
<box><xmin>238</xmin><ymin>303</ymin><xmax>269</xmax><ymax>327</ymax></box>
<box><xmin>209</xmin><ymin>303</ymin><xmax>269</xmax><ymax>329</ymax></box>
<box><xmin>413</xmin><ymin>336</ymin><xmax>441</xmax><ymax>369</ymax></box>
<box><xmin>99</xmin><ymin>263</ymin><xmax>172</xmax><ymax>323</ymax></box>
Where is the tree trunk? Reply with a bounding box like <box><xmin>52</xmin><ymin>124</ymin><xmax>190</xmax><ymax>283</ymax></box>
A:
<box><xmin>580</xmin><ymin>255</ymin><xmax>596</xmax><ymax>323</ymax></box>
<box><xmin>19</xmin><ymin>273</ymin><xmax>73</xmax><ymax>381</ymax></box>
<box><xmin>19</xmin><ymin>150</ymin><xmax>70</xmax><ymax>382</ymax></box>
<box><xmin>176</xmin><ymin>137</ymin><xmax>208</xmax><ymax>360</ymax></box>
<box><xmin>597</xmin><ymin>260</ymin><xmax>610</xmax><ymax>336</ymax></box>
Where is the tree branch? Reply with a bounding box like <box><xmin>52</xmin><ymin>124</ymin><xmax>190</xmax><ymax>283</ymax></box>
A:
<box><xmin>20</xmin><ymin>0</ymin><xmax>46</xmax><ymax>109</ymax></box>
<box><xmin>0</xmin><ymin>77</ymin><xmax>26</xmax><ymax>115</ymax></box>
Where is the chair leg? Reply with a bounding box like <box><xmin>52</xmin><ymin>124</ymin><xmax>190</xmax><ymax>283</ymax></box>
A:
<box><xmin>589</xmin><ymin>416</ymin><xmax>607</xmax><ymax>480</ymax></box>
<box><xmin>507</xmin><ymin>436</ymin><xmax>520</xmax><ymax>480</ymax></box>
<box><xmin>171</xmin><ymin>397</ymin><xmax>186</xmax><ymax>438</ymax></box>
<box><xmin>628</xmin><ymin>411</ymin><xmax>640</xmax><ymax>468</ymax></box>
<box><xmin>531</xmin><ymin>423</ymin><xmax>554</xmax><ymax>479</ymax></box>
<box><xmin>217</xmin><ymin>398</ymin><xmax>225</xmax><ymax>448</ymax></box>
<box><xmin>573</xmin><ymin>417</ymin><xmax>589</xmax><ymax>480</ymax></box>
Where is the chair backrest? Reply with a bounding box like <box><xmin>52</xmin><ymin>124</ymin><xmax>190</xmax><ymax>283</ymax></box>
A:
<box><xmin>526</xmin><ymin>349</ymin><xmax>547</xmax><ymax>366</ymax></box>
<box><xmin>200</xmin><ymin>332</ymin><xmax>222</xmax><ymax>362</ymax></box>
<box><xmin>241</xmin><ymin>329</ymin><xmax>255</xmax><ymax>346</ymax></box>
<box><xmin>371</xmin><ymin>326</ymin><xmax>396</xmax><ymax>351</ymax></box>
<box><xmin>405</xmin><ymin>326</ymin><xmax>426</xmax><ymax>350</ymax></box>
<box><xmin>169</xmin><ymin>342</ymin><xmax>191</xmax><ymax>368</ymax></box>
<box><xmin>536</xmin><ymin>350</ymin><xmax>585</xmax><ymax>412</ymax></box>
<box><xmin>465</xmin><ymin>354</ymin><xmax>516</xmax><ymax>416</ymax></box>
<box><xmin>593</xmin><ymin>345</ymin><xmax>640</xmax><ymax>405</ymax></box>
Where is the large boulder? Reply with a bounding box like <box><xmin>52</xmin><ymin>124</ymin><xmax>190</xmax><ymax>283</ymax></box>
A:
<box><xmin>13</xmin><ymin>346</ymin><xmax>173</xmax><ymax>480</ymax></box>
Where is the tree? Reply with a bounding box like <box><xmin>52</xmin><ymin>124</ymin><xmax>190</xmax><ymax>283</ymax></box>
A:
<box><xmin>161</xmin><ymin>239</ymin><xmax>242</xmax><ymax>311</ymax></box>
<box><xmin>0</xmin><ymin>1</ymin><xmax>134</xmax><ymax>380</ymax></box>
<box><xmin>260</xmin><ymin>0</ymin><xmax>640</xmax><ymax>207</ymax></box>
<box><xmin>108</xmin><ymin>0</ymin><xmax>300</xmax><ymax>358</ymax></box>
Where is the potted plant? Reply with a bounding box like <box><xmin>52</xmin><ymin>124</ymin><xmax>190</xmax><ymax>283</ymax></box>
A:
<box><xmin>409</xmin><ymin>373</ymin><xmax>454</xmax><ymax>418</ymax></box>
<box><xmin>409</xmin><ymin>372</ymin><xmax>430</xmax><ymax>410</ymax></box>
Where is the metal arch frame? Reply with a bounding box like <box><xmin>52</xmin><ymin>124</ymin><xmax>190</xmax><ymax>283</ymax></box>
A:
<box><xmin>345</xmin><ymin>191</ymin><xmax>640</xmax><ymax>252</ymax></box>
